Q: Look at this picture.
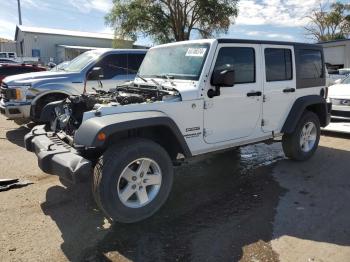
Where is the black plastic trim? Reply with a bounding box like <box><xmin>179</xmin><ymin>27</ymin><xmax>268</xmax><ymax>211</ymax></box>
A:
<box><xmin>74</xmin><ymin>111</ymin><xmax>192</xmax><ymax>157</ymax></box>
<box><xmin>281</xmin><ymin>95</ymin><xmax>330</xmax><ymax>134</ymax></box>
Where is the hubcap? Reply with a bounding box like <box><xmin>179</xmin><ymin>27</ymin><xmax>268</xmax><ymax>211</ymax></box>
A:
<box><xmin>117</xmin><ymin>158</ymin><xmax>162</xmax><ymax>208</ymax></box>
<box><xmin>300</xmin><ymin>122</ymin><xmax>317</xmax><ymax>153</ymax></box>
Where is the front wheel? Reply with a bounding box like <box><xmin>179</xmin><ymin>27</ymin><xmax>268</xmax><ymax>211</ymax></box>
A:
<box><xmin>282</xmin><ymin>111</ymin><xmax>320</xmax><ymax>161</ymax></box>
<box><xmin>93</xmin><ymin>138</ymin><xmax>174</xmax><ymax>223</ymax></box>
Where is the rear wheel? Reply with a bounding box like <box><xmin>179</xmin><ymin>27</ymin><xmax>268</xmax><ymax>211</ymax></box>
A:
<box><xmin>282</xmin><ymin>111</ymin><xmax>320</xmax><ymax>161</ymax></box>
<box><xmin>93</xmin><ymin>138</ymin><xmax>174</xmax><ymax>223</ymax></box>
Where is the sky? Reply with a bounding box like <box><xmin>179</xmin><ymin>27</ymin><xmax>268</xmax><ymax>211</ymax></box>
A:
<box><xmin>0</xmin><ymin>0</ymin><xmax>348</xmax><ymax>46</ymax></box>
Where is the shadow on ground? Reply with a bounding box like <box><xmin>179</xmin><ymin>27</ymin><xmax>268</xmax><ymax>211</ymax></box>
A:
<box><xmin>40</xmin><ymin>140</ymin><xmax>350</xmax><ymax>262</ymax></box>
<box><xmin>5</xmin><ymin>123</ymin><xmax>33</xmax><ymax>147</ymax></box>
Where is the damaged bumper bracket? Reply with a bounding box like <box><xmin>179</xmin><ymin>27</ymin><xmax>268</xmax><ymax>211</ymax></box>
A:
<box><xmin>24</xmin><ymin>125</ymin><xmax>92</xmax><ymax>183</ymax></box>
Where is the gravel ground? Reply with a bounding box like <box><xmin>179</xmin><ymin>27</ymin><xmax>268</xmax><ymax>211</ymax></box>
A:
<box><xmin>0</xmin><ymin>114</ymin><xmax>349</xmax><ymax>262</ymax></box>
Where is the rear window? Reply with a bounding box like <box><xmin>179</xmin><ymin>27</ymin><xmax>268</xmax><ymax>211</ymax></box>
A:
<box><xmin>265</xmin><ymin>48</ymin><xmax>292</xmax><ymax>82</ymax></box>
<box><xmin>299</xmin><ymin>49</ymin><xmax>323</xmax><ymax>79</ymax></box>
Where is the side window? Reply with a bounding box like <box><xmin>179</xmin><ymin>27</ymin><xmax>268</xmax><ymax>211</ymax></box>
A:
<box><xmin>299</xmin><ymin>49</ymin><xmax>323</xmax><ymax>79</ymax></box>
<box><xmin>265</xmin><ymin>48</ymin><xmax>292</xmax><ymax>82</ymax></box>
<box><xmin>95</xmin><ymin>54</ymin><xmax>128</xmax><ymax>79</ymax></box>
<box><xmin>127</xmin><ymin>54</ymin><xmax>145</xmax><ymax>74</ymax></box>
<box><xmin>213</xmin><ymin>47</ymin><xmax>255</xmax><ymax>84</ymax></box>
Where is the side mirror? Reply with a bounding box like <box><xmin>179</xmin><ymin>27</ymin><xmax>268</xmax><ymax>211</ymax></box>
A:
<box><xmin>208</xmin><ymin>69</ymin><xmax>235</xmax><ymax>98</ymax></box>
<box><xmin>87</xmin><ymin>67</ymin><xmax>104</xmax><ymax>80</ymax></box>
<box><xmin>211</xmin><ymin>69</ymin><xmax>235</xmax><ymax>87</ymax></box>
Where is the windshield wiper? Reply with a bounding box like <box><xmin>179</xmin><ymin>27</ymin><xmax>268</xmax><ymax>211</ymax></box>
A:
<box><xmin>150</xmin><ymin>78</ymin><xmax>163</xmax><ymax>90</ymax></box>
<box><xmin>136</xmin><ymin>74</ymin><xmax>148</xmax><ymax>83</ymax></box>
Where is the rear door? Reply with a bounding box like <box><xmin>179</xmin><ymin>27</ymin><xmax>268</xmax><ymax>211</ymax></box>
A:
<box><xmin>262</xmin><ymin>45</ymin><xmax>296</xmax><ymax>132</ymax></box>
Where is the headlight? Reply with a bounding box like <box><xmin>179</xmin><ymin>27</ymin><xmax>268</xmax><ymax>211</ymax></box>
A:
<box><xmin>6</xmin><ymin>85</ymin><xmax>31</xmax><ymax>102</ymax></box>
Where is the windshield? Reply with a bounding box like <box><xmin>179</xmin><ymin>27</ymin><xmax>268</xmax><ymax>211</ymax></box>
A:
<box><xmin>138</xmin><ymin>43</ymin><xmax>210</xmax><ymax>80</ymax></box>
<box><xmin>64</xmin><ymin>51</ymin><xmax>100</xmax><ymax>72</ymax></box>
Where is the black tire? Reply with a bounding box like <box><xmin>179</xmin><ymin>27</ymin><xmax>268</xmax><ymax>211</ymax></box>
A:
<box><xmin>282</xmin><ymin>111</ymin><xmax>320</xmax><ymax>161</ymax></box>
<box><xmin>93</xmin><ymin>138</ymin><xmax>174</xmax><ymax>223</ymax></box>
<box><xmin>31</xmin><ymin>94</ymin><xmax>67</xmax><ymax>123</ymax></box>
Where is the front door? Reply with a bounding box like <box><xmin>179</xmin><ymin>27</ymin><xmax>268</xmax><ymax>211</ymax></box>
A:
<box><xmin>203</xmin><ymin>44</ymin><xmax>263</xmax><ymax>144</ymax></box>
<box><xmin>261</xmin><ymin>45</ymin><xmax>296</xmax><ymax>132</ymax></box>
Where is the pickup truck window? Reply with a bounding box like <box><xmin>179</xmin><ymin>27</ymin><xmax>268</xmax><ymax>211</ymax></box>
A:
<box><xmin>299</xmin><ymin>49</ymin><xmax>323</xmax><ymax>79</ymax></box>
<box><xmin>64</xmin><ymin>51</ymin><xmax>100</xmax><ymax>72</ymax></box>
<box><xmin>128</xmin><ymin>54</ymin><xmax>145</xmax><ymax>73</ymax></box>
<box><xmin>214</xmin><ymin>47</ymin><xmax>255</xmax><ymax>84</ymax></box>
<box><xmin>138</xmin><ymin>44</ymin><xmax>209</xmax><ymax>80</ymax></box>
<box><xmin>265</xmin><ymin>48</ymin><xmax>292</xmax><ymax>82</ymax></box>
<box><xmin>96</xmin><ymin>54</ymin><xmax>128</xmax><ymax>79</ymax></box>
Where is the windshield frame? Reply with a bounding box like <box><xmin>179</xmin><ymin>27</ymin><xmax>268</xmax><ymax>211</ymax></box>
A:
<box><xmin>138</xmin><ymin>43</ymin><xmax>210</xmax><ymax>81</ymax></box>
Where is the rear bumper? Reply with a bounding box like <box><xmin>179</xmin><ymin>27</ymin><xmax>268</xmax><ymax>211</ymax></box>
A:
<box><xmin>0</xmin><ymin>98</ymin><xmax>31</xmax><ymax>119</ymax></box>
<box><xmin>24</xmin><ymin>125</ymin><xmax>92</xmax><ymax>183</ymax></box>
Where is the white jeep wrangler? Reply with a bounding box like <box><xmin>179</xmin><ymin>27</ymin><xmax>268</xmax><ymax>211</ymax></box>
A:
<box><xmin>25</xmin><ymin>39</ymin><xmax>331</xmax><ymax>223</ymax></box>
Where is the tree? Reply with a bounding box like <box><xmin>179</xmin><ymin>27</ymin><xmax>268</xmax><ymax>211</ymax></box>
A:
<box><xmin>304</xmin><ymin>2</ymin><xmax>350</xmax><ymax>42</ymax></box>
<box><xmin>105</xmin><ymin>0</ymin><xmax>239</xmax><ymax>44</ymax></box>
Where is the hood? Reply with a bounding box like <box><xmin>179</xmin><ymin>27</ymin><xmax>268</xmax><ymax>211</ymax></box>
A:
<box><xmin>134</xmin><ymin>77</ymin><xmax>200</xmax><ymax>101</ymax></box>
<box><xmin>3</xmin><ymin>70</ymin><xmax>81</xmax><ymax>87</ymax></box>
<box><xmin>328</xmin><ymin>84</ymin><xmax>350</xmax><ymax>98</ymax></box>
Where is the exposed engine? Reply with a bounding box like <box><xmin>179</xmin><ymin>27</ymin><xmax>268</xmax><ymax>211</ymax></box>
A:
<box><xmin>46</xmin><ymin>83</ymin><xmax>180</xmax><ymax>137</ymax></box>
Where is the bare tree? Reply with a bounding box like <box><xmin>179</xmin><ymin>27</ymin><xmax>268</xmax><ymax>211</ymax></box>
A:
<box><xmin>304</xmin><ymin>2</ymin><xmax>350</xmax><ymax>42</ymax></box>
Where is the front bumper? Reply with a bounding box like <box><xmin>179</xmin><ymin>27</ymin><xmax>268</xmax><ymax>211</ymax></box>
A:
<box><xmin>331</xmin><ymin>104</ymin><xmax>350</xmax><ymax>121</ymax></box>
<box><xmin>24</xmin><ymin>125</ymin><xmax>92</xmax><ymax>183</ymax></box>
<box><xmin>0</xmin><ymin>98</ymin><xmax>31</xmax><ymax>119</ymax></box>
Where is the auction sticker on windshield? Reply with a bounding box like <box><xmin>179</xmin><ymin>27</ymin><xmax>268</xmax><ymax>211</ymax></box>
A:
<box><xmin>185</xmin><ymin>48</ymin><xmax>207</xmax><ymax>57</ymax></box>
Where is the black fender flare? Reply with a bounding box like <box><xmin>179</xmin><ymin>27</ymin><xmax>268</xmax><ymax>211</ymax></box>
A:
<box><xmin>281</xmin><ymin>95</ymin><xmax>330</xmax><ymax>134</ymax></box>
<box><xmin>74</xmin><ymin>111</ymin><xmax>192</xmax><ymax>157</ymax></box>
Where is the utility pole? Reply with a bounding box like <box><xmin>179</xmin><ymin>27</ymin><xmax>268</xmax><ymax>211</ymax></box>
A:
<box><xmin>17</xmin><ymin>0</ymin><xmax>22</xmax><ymax>25</ymax></box>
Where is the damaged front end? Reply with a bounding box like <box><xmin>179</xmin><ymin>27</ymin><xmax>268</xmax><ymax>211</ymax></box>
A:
<box><xmin>41</xmin><ymin>83</ymin><xmax>181</xmax><ymax>139</ymax></box>
<box><xmin>24</xmin><ymin>83</ymin><xmax>181</xmax><ymax>183</ymax></box>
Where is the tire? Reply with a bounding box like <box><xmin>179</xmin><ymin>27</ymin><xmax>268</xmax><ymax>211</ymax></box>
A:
<box><xmin>282</xmin><ymin>111</ymin><xmax>320</xmax><ymax>161</ymax></box>
<box><xmin>93</xmin><ymin>138</ymin><xmax>174</xmax><ymax>223</ymax></box>
<box><xmin>31</xmin><ymin>94</ymin><xmax>67</xmax><ymax>123</ymax></box>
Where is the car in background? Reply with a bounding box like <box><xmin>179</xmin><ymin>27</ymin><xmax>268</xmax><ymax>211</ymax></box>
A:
<box><xmin>323</xmin><ymin>75</ymin><xmax>350</xmax><ymax>134</ymax></box>
<box><xmin>0</xmin><ymin>58</ymin><xmax>18</xmax><ymax>64</ymax></box>
<box><xmin>328</xmin><ymin>75</ymin><xmax>350</xmax><ymax>121</ymax></box>
<box><xmin>0</xmin><ymin>63</ymin><xmax>46</xmax><ymax>84</ymax></box>
<box><xmin>0</xmin><ymin>49</ymin><xmax>147</xmax><ymax>123</ymax></box>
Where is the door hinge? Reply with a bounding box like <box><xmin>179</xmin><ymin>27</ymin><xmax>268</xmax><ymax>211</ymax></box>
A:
<box><xmin>203</xmin><ymin>128</ymin><xmax>213</xmax><ymax>137</ymax></box>
<box><xmin>204</xmin><ymin>100</ymin><xmax>213</xmax><ymax>109</ymax></box>
<box><xmin>263</xmin><ymin>94</ymin><xmax>267</xmax><ymax>102</ymax></box>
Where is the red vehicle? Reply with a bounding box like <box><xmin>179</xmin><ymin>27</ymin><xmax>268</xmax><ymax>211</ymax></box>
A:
<box><xmin>0</xmin><ymin>63</ymin><xmax>46</xmax><ymax>84</ymax></box>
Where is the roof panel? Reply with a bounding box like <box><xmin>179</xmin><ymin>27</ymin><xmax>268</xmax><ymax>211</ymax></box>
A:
<box><xmin>17</xmin><ymin>25</ymin><xmax>131</xmax><ymax>41</ymax></box>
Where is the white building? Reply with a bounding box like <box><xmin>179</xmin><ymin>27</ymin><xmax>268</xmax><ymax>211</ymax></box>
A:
<box><xmin>14</xmin><ymin>25</ymin><xmax>135</xmax><ymax>64</ymax></box>
<box><xmin>320</xmin><ymin>39</ymin><xmax>350</xmax><ymax>69</ymax></box>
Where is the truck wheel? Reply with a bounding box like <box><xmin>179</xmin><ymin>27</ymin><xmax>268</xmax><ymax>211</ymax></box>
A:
<box><xmin>31</xmin><ymin>94</ymin><xmax>67</xmax><ymax>123</ymax></box>
<box><xmin>282</xmin><ymin>111</ymin><xmax>320</xmax><ymax>161</ymax></box>
<box><xmin>93</xmin><ymin>138</ymin><xmax>174</xmax><ymax>223</ymax></box>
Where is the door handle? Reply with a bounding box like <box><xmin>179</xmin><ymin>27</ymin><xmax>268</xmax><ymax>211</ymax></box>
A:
<box><xmin>283</xmin><ymin>88</ymin><xmax>295</xmax><ymax>93</ymax></box>
<box><xmin>247</xmin><ymin>91</ymin><xmax>262</xmax><ymax>97</ymax></box>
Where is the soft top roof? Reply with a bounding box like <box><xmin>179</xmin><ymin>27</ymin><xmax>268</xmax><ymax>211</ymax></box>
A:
<box><xmin>217</xmin><ymin>38</ymin><xmax>322</xmax><ymax>49</ymax></box>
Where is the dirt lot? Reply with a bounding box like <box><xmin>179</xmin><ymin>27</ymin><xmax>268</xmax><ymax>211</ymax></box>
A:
<box><xmin>0</xmin><ymin>114</ymin><xmax>350</xmax><ymax>262</ymax></box>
